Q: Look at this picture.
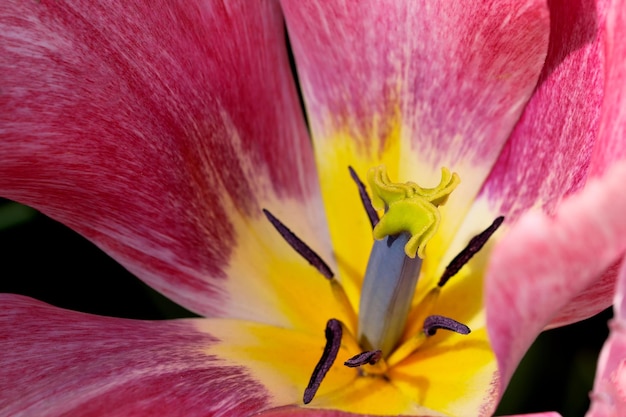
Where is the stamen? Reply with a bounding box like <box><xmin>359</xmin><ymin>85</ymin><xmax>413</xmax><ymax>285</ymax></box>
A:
<box><xmin>387</xmin><ymin>313</ymin><xmax>471</xmax><ymax>367</ymax></box>
<box><xmin>303</xmin><ymin>319</ymin><xmax>343</xmax><ymax>404</ymax></box>
<box><xmin>438</xmin><ymin>216</ymin><xmax>504</xmax><ymax>287</ymax></box>
<box><xmin>344</xmin><ymin>350</ymin><xmax>383</xmax><ymax>367</ymax></box>
<box><xmin>423</xmin><ymin>315</ymin><xmax>471</xmax><ymax>336</ymax></box>
<box><xmin>348</xmin><ymin>166</ymin><xmax>379</xmax><ymax>228</ymax></box>
<box><xmin>263</xmin><ymin>209</ymin><xmax>334</xmax><ymax>280</ymax></box>
<box><xmin>263</xmin><ymin>209</ymin><xmax>358</xmax><ymax>329</ymax></box>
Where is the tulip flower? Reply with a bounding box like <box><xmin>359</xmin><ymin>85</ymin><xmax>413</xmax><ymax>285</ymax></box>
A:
<box><xmin>1</xmin><ymin>1</ymin><xmax>625</xmax><ymax>416</ymax></box>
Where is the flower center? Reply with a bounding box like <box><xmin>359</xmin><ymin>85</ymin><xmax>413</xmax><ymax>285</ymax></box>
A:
<box><xmin>263</xmin><ymin>165</ymin><xmax>503</xmax><ymax>406</ymax></box>
<box><xmin>358</xmin><ymin>165</ymin><xmax>460</xmax><ymax>355</ymax></box>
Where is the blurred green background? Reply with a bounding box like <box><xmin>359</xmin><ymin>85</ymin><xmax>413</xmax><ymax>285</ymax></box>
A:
<box><xmin>0</xmin><ymin>198</ymin><xmax>611</xmax><ymax>416</ymax></box>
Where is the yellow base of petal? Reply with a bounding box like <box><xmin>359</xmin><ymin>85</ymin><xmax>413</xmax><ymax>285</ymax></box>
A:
<box><xmin>198</xmin><ymin>318</ymin><xmax>496</xmax><ymax>417</ymax></box>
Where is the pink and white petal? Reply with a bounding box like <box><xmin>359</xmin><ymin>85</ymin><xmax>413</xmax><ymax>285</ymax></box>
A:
<box><xmin>0</xmin><ymin>294</ymin><xmax>272</xmax><ymax>416</ymax></box>
<box><xmin>586</xmin><ymin>259</ymin><xmax>626</xmax><ymax>417</ymax></box>
<box><xmin>280</xmin><ymin>0</ymin><xmax>550</xmax><ymax>296</ymax></box>
<box><xmin>1</xmin><ymin>294</ymin><xmax>408</xmax><ymax>416</ymax></box>
<box><xmin>549</xmin><ymin>259</ymin><xmax>620</xmax><ymax>328</ymax></box>
<box><xmin>486</xmin><ymin>161</ymin><xmax>626</xmax><ymax>393</ymax></box>
<box><xmin>566</xmin><ymin>0</ymin><xmax>626</xmax><ymax>330</ymax></box>
<box><xmin>450</xmin><ymin>0</ymin><xmax>616</xmax><ymax>327</ymax></box>
<box><xmin>0</xmin><ymin>0</ymin><xmax>332</xmax><ymax>326</ymax></box>
<box><xmin>452</xmin><ymin>0</ymin><xmax>611</xmax><ymax>266</ymax></box>
<box><xmin>481</xmin><ymin>0</ymin><xmax>626</xmax><ymax>329</ymax></box>
<box><xmin>590</xmin><ymin>0</ymin><xmax>626</xmax><ymax>175</ymax></box>
<box><xmin>479</xmin><ymin>0</ymin><xmax>609</xmax><ymax>222</ymax></box>
<box><xmin>550</xmin><ymin>0</ymin><xmax>626</xmax><ymax>329</ymax></box>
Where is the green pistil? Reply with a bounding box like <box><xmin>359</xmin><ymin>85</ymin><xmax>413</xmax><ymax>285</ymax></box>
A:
<box><xmin>358</xmin><ymin>165</ymin><xmax>459</xmax><ymax>354</ymax></box>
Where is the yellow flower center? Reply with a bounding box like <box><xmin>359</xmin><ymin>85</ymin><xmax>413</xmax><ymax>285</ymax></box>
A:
<box><xmin>264</xmin><ymin>164</ymin><xmax>502</xmax><ymax>413</ymax></box>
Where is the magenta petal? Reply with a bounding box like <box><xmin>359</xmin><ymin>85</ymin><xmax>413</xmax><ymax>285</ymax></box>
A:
<box><xmin>0</xmin><ymin>1</ymin><xmax>321</xmax><ymax>316</ymax></box>
<box><xmin>486</xmin><ymin>161</ymin><xmax>626</xmax><ymax>390</ymax></box>
<box><xmin>589</xmin><ymin>0</ymin><xmax>626</xmax><ymax>175</ymax></box>
<box><xmin>0</xmin><ymin>294</ymin><xmax>270</xmax><ymax>416</ymax></box>
<box><xmin>480</xmin><ymin>0</ymin><xmax>610</xmax><ymax>221</ymax></box>
<box><xmin>281</xmin><ymin>0</ymin><xmax>549</xmax><ymax>164</ymax></box>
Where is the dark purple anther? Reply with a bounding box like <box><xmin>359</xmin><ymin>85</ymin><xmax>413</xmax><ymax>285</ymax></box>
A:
<box><xmin>438</xmin><ymin>216</ymin><xmax>504</xmax><ymax>287</ymax></box>
<box><xmin>344</xmin><ymin>350</ymin><xmax>383</xmax><ymax>368</ymax></box>
<box><xmin>349</xmin><ymin>166</ymin><xmax>379</xmax><ymax>229</ymax></box>
<box><xmin>303</xmin><ymin>319</ymin><xmax>343</xmax><ymax>404</ymax></box>
<box><xmin>423</xmin><ymin>315</ymin><xmax>471</xmax><ymax>336</ymax></box>
<box><xmin>263</xmin><ymin>208</ymin><xmax>334</xmax><ymax>280</ymax></box>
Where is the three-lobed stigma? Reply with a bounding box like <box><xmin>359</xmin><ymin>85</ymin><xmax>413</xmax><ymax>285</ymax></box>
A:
<box><xmin>367</xmin><ymin>165</ymin><xmax>460</xmax><ymax>258</ymax></box>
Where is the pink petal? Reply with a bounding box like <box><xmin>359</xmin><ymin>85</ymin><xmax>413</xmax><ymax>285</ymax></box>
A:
<box><xmin>471</xmin><ymin>0</ymin><xmax>621</xmax><ymax>330</ymax></box>
<box><xmin>574</xmin><ymin>0</ymin><xmax>626</xmax><ymax>334</ymax></box>
<box><xmin>281</xmin><ymin>0</ymin><xmax>549</xmax><ymax>213</ymax></box>
<box><xmin>0</xmin><ymin>1</ymin><xmax>327</xmax><ymax>320</ymax></box>
<box><xmin>586</xmin><ymin>260</ymin><xmax>626</xmax><ymax>417</ymax></box>
<box><xmin>0</xmin><ymin>294</ymin><xmax>271</xmax><ymax>416</ymax></box>
<box><xmin>589</xmin><ymin>0</ymin><xmax>626</xmax><ymax>175</ymax></box>
<box><xmin>281</xmin><ymin>0</ymin><xmax>549</xmax><ymax>167</ymax></box>
<box><xmin>549</xmin><ymin>0</ymin><xmax>626</xmax><ymax>329</ymax></box>
<box><xmin>548</xmin><ymin>259</ymin><xmax>620</xmax><ymax>328</ymax></box>
<box><xmin>486</xmin><ymin>161</ymin><xmax>626</xmax><ymax>392</ymax></box>
<box><xmin>2</xmin><ymin>294</ymin><xmax>392</xmax><ymax>416</ymax></box>
<box><xmin>480</xmin><ymin>0</ymin><xmax>610</xmax><ymax>221</ymax></box>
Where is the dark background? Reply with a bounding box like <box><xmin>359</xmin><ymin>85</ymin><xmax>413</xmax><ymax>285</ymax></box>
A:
<box><xmin>0</xmin><ymin>199</ymin><xmax>611</xmax><ymax>416</ymax></box>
